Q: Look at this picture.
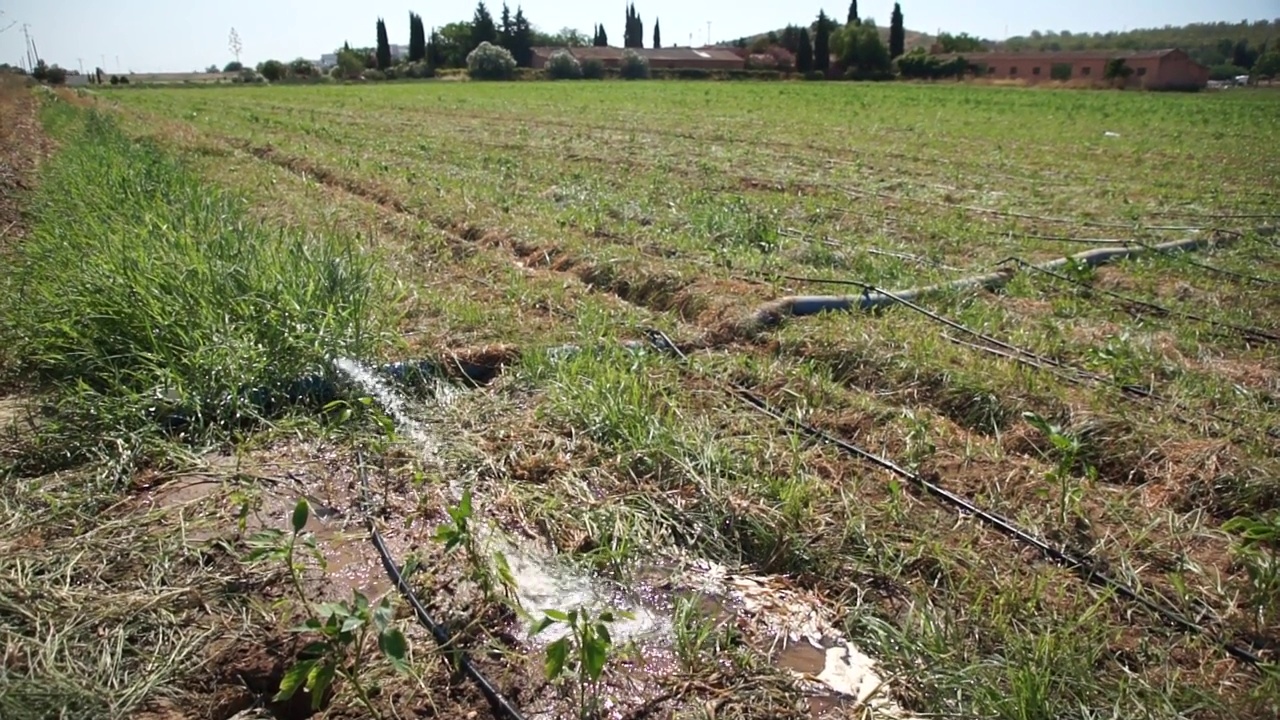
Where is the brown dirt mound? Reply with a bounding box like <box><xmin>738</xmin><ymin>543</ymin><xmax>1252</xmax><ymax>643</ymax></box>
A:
<box><xmin>0</xmin><ymin>76</ymin><xmax>53</xmax><ymax>253</ymax></box>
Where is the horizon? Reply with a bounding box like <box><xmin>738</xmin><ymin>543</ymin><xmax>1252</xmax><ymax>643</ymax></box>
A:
<box><xmin>2</xmin><ymin>1</ymin><xmax>1277</xmax><ymax>74</ymax></box>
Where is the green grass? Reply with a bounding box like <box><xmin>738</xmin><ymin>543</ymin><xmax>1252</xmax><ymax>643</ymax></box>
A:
<box><xmin>12</xmin><ymin>80</ymin><xmax>1278</xmax><ymax>719</ymax></box>
<box><xmin>0</xmin><ymin>103</ymin><xmax>394</xmax><ymax>459</ymax></box>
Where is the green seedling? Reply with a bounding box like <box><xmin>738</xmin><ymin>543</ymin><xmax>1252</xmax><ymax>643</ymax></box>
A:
<box><xmin>434</xmin><ymin>490</ymin><xmax>520</xmax><ymax>606</ymax></box>
<box><xmin>532</xmin><ymin>606</ymin><xmax>632</xmax><ymax>719</ymax></box>
<box><xmin>1023</xmin><ymin>412</ymin><xmax>1087</xmax><ymax>528</ymax></box>
<box><xmin>245</xmin><ymin>498</ymin><xmax>411</xmax><ymax>718</ymax></box>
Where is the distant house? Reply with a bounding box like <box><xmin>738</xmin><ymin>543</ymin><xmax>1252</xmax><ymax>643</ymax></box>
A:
<box><xmin>931</xmin><ymin>48</ymin><xmax>1208</xmax><ymax>90</ymax></box>
<box><xmin>531</xmin><ymin>46</ymin><xmax>745</xmax><ymax>71</ymax></box>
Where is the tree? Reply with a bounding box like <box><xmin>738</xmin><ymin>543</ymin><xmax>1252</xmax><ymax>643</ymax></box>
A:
<box><xmin>1253</xmin><ymin>49</ymin><xmax>1280</xmax><ymax>81</ymax></box>
<box><xmin>653</xmin><ymin>18</ymin><xmax>661</xmax><ymax>49</ymax></box>
<box><xmin>471</xmin><ymin>1</ymin><xmax>498</xmax><ymax>52</ymax></box>
<box><xmin>257</xmin><ymin>59</ymin><xmax>286</xmax><ymax>82</ymax></box>
<box><xmin>814</xmin><ymin>10</ymin><xmax>831</xmax><ymax>72</ymax></box>
<box><xmin>375</xmin><ymin>18</ymin><xmax>391</xmax><ymax>70</ymax></box>
<box><xmin>335</xmin><ymin>49</ymin><xmax>366</xmax><ymax>78</ymax></box>
<box><xmin>624</xmin><ymin>4</ymin><xmax>644</xmax><ymax>49</ymax></box>
<box><xmin>843</xmin><ymin>21</ymin><xmax>891</xmax><ymax>78</ymax></box>
<box><xmin>797</xmin><ymin>28</ymin><xmax>814</xmax><ymax>73</ymax></box>
<box><xmin>780</xmin><ymin>25</ymin><xmax>803</xmax><ymax>53</ymax></box>
<box><xmin>427</xmin><ymin>30</ymin><xmax>445</xmax><ymax>69</ymax></box>
<box><xmin>409</xmin><ymin>12</ymin><xmax>426</xmax><ymax>62</ymax></box>
<box><xmin>205</xmin><ymin>64</ymin><xmax>219</xmax><ymax>73</ymax></box>
<box><xmin>500</xmin><ymin>3</ymin><xmax>513</xmax><ymax>49</ymax></box>
<box><xmin>228</xmin><ymin>27</ymin><xmax>242</xmax><ymax>65</ymax></box>
<box><xmin>889</xmin><ymin>3</ymin><xmax>905</xmax><ymax>59</ymax></box>
<box><xmin>936</xmin><ymin>32</ymin><xmax>984</xmax><ymax>53</ymax></box>
<box><xmin>290</xmin><ymin>58</ymin><xmax>315</xmax><ymax>77</ymax></box>
<box><xmin>509</xmin><ymin>6</ymin><xmax>533</xmax><ymax>67</ymax></box>
<box><xmin>223</xmin><ymin>60</ymin><xmax>242</xmax><ymax>72</ymax></box>
<box><xmin>1104</xmin><ymin>57</ymin><xmax>1134</xmax><ymax>86</ymax></box>
<box><xmin>594</xmin><ymin>24</ymin><xmax>609</xmax><ymax>47</ymax></box>
<box><xmin>1232</xmin><ymin>39</ymin><xmax>1258</xmax><ymax>69</ymax></box>
<box><xmin>848</xmin><ymin>1</ymin><xmax>859</xmax><ymax>25</ymax></box>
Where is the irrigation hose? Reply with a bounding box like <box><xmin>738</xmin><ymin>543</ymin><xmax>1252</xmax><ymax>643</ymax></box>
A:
<box><xmin>355</xmin><ymin>458</ymin><xmax>528</xmax><ymax>720</ymax></box>
<box><xmin>642</xmin><ymin>328</ymin><xmax>1264</xmax><ymax>668</ymax></box>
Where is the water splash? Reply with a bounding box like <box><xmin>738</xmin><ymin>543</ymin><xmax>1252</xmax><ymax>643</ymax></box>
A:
<box><xmin>333</xmin><ymin>357</ymin><xmax>441</xmax><ymax>463</ymax></box>
<box><xmin>334</xmin><ymin>356</ymin><xmax>664</xmax><ymax>645</ymax></box>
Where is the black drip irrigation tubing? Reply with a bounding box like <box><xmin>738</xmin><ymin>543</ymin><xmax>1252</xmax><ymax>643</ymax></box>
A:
<box><xmin>355</xmin><ymin>457</ymin><xmax>527</xmax><ymax>720</ymax></box>
<box><xmin>833</xmin><ymin>278</ymin><xmax>1275</xmax><ymax>438</ymax></box>
<box><xmin>642</xmin><ymin>328</ymin><xmax>1264</xmax><ymax>668</ymax></box>
<box><xmin>1002</xmin><ymin>258</ymin><xmax>1280</xmax><ymax>344</ymax></box>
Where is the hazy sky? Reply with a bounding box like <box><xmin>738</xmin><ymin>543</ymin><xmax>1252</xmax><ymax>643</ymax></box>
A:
<box><xmin>2</xmin><ymin>1</ymin><xmax>1276</xmax><ymax>73</ymax></box>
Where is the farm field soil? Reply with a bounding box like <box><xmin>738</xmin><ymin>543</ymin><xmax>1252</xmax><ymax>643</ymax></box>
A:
<box><xmin>3</xmin><ymin>78</ymin><xmax>1279</xmax><ymax>720</ymax></box>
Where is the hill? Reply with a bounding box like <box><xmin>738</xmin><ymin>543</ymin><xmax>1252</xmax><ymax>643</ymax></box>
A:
<box><xmin>997</xmin><ymin>20</ymin><xmax>1276</xmax><ymax>69</ymax></box>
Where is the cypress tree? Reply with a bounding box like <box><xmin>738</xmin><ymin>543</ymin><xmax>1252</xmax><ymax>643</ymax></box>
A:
<box><xmin>427</xmin><ymin>29</ymin><xmax>444</xmax><ymax>68</ymax></box>
<box><xmin>599</xmin><ymin>24</ymin><xmax>609</xmax><ymax>46</ymax></box>
<box><xmin>653</xmin><ymin>18</ymin><xmax>661</xmax><ymax>49</ymax></box>
<box><xmin>848</xmin><ymin>1</ymin><xmax>859</xmax><ymax>25</ymax></box>
<box><xmin>797</xmin><ymin>28</ymin><xmax>814</xmax><ymax>72</ymax></box>
<box><xmin>500</xmin><ymin>3</ymin><xmax>512</xmax><ymax>49</ymax></box>
<box><xmin>471</xmin><ymin>1</ymin><xmax>498</xmax><ymax>52</ymax></box>
<box><xmin>375</xmin><ymin>18</ymin><xmax>392</xmax><ymax>70</ymax></box>
<box><xmin>889</xmin><ymin>3</ymin><xmax>905</xmax><ymax>58</ymax></box>
<box><xmin>409</xmin><ymin>12</ymin><xmax>426</xmax><ymax>62</ymax></box>
<box><xmin>511</xmin><ymin>6</ymin><xmax>533</xmax><ymax>66</ymax></box>
<box><xmin>814</xmin><ymin>11</ymin><xmax>830</xmax><ymax>71</ymax></box>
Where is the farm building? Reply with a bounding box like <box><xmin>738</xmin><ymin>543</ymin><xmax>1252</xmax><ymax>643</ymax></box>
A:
<box><xmin>932</xmin><ymin>48</ymin><xmax>1208</xmax><ymax>90</ymax></box>
<box><xmin>531</xmin><ymin>46</ymin><xmax>745</xmax><ymax>71</ymax></box>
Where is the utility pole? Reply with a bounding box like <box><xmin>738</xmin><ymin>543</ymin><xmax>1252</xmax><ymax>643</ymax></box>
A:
<box><xmin>706</xmin><ymin>21</ymin><xmax>711</xmax><ymax>46</ymax></box>
<box><xmin>77</xmin><ymin>58</ymin><xmax>84</xmax><ymax>74</ymax></box>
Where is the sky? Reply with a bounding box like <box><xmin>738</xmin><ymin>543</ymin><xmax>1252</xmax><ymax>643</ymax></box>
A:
<box><xmin>2</xmin><ymin>0</ymin><xmax>1276</xmax><ymax>73</ymax></box>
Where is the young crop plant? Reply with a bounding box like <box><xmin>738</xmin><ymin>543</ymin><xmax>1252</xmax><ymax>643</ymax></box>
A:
<box><xmin>1024</xmin><ymin>412</ymin><xmax>1092</xmax><ymax>528</ymax></box>
<box><xmin>246</xmin><ymin>499</ymin><xmax>411</xmax><ymax>718</ymax></box>
<box><xmin>533</xmin><ymin>606</ymin><xmax>633</xmax><ymax>719</ymax></box>
<box><xmin>434</xmin><ymin>489</ymin><xmax>519</xmax><ymax>606</ymax></box>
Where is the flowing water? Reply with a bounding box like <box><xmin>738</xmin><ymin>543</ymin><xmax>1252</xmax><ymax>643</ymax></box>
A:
<box><xmin>333</xmin><ymin>357</ymin><xmax>666</xmax><ymax>646</ymax></box>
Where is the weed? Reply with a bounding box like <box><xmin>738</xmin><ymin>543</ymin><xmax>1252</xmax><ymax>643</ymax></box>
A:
<box><xmin>433</xmin><ymin>490</ymin><xmax>519</xmax><ymax>606</ymax></box>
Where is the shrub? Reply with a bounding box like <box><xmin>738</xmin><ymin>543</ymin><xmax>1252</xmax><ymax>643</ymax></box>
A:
<box><xmin>676</xmin><ymin>67</ymin><xmax>712</xmax><ymax>79</ymax></box>
<box><xmin>109</xmin><ymin>75</ymin><xmax>120</xmax><ymax>86</ymax></box>
<box><xmin>118</xmin><ymin>75</ymin><xmax>130</xmax><ymax>85</ymax></box>
<box><xmin>514</xmin><ymin>68</ymin><xmax>545</xmax><ymax>81</ymax></box>
<box><xmin>334</xmin><ymin>49</ymin><xmax>367</xmax><ymax>80</ymax></box>
<box><xmin>1104</xmin><ymin>58</ymin><xmax>1134</xmax><ymax>83</ymax></box>
<box><xmin>1208</xmin><ymin>63</ymin><xmax>1249</xmax><ymax>81</ymax></box>
<box><xmin>745</xmin><ymin>53</ymin><xmax>777</xmax><ymax>70</ymax></box>
<box><xmin>257</xmin><ymin>59</ymin><xmax>286</xmax><ymax>82</ymax></box>
<box><xmin>1050</xmin><ymin>63</ymin><xmax>1072</xmax><ymax>81</ymax></box>
<box><xmin>803</xmin><ymin>70</ymin><xmax>825</xmax><ymax>81</ymax></box>
<box><xmin>45</xmin><ymin>65</ymin><xmax>68</xmax><ymax>85</ymax></box>
<box><xmin>399</xmin><ymin>60</ymin><xmax>434</xmax><ymax>79</ymax></box>
<box><xmin>289</xmin><ymin>59</ymin><xmax>316</xmax><ymax>77</ymax></box>
<box><xmin>466</xmin><ymin>41</ymin><xmax>516</xmax><ymax>80</ymax></box>
<box><xmin>619</xmin><ymin>49</ymin><xmax>649</xmax><ymax>79</ymax></box>
<box><xmin>362</xmin><ymin>69</ymin><xmax>386</xmax><ymax>81</ymax></box>
<box><xmin>239</xmin><ymin>68</ymin><xmax>263</xmax><ymax>84</ymax></box>
<box><xmin>546</xmin><ymin>50</ymin><xmax>582</xmax><ymax>80</ymax></box>
<box><xmin>581</xmin><ymin>58</ymin><xmax>606</xmax><ymax>79</ymax></box>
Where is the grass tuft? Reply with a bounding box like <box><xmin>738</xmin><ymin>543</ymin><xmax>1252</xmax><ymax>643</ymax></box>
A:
<box><xmin>0</xmin><ymin>105</ymin><xmax>393</xmax><ymax>453</ymax></box>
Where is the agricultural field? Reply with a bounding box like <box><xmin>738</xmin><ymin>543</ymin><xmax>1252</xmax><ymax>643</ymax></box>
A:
<box><xmin>2</xmin><ymin>77</ymin><xmax>1279</xmax><ymax>720</ymax></box>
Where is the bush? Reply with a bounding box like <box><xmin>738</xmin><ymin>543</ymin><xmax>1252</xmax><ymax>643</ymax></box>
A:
<box><xmin>546</xmin><ymin>50</ymin><xmax>582</xmax><ymax>80</ymax></box>
<box><xmin>257</xmin><ymin>59</ymin><xmax>286</xmax><ymax>82</ymax></box>
<box><xmin>361</xmin><ymin>69</ymin><xmax>386</xmax><ymax>81</ymax></box>
<box><xmin>238</xmin><ymin>68</ymin><xmax>263</xmax><ymax>84</ymax></box>
<box><xmin>334</xmin><ymin>49</ymin><xmax>367</xmax><ymax>80</ymax></box>
<box><xmin>1208</xmin><ymin>63</ymin><xmax>1250</xmax><ymax>81</ymax></box>
<box><xmin>45</xmin><ymin>65</ymin><xmax>67</xmax><ymax>85</ymax></box>
<box><xmin>109</xmin><ymin>75</ymin><xmax>120</xmax><ymax>85</ymax></box>
<box><xmin>619</xmin><ymin>49</ymin><xmax>649</xmax><ymax>79</ymax></box>
<box><xmin>514</xmin><ymin>68</ymin><xmax>545</xmax><ymax>81</ymax></box>
<box><xmin>289</xmin><ymin>59</ymin><xmax>316</xmax><ymax>77</ymax></box>
<box><xmin>467</xmin><ymin>41</ymin><xmax>516</xmax><ymax>80</ymax></box>
<box><xmin>1050</xmin><ymin>63</ymin><xmax>1072</xmax><ymax>81</ymax></box>
<box><xmin>676</xmin><ymin>67</ymin><xmax>712</xmax><ymax>79</ymax></box>
<box><xmin>803</xmin><ymin>70</ymin><xmax>826</xmax><ymax>81</ymax></box>
<box><xmin>398</xmin><ymin>61</ymin><xmax>434</xmax><ymax>79</ymax></box>
<box><xmin>581</xmin><ymin>58</ymin><xmax>606</xmax><ymax>80</ymax></box>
